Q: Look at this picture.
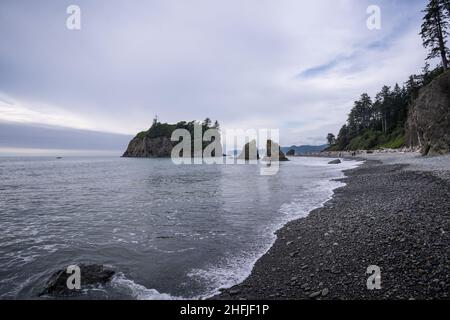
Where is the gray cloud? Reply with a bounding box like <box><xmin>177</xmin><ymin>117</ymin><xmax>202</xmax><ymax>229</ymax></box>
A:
<box><xmin>0</xmin><ymin>121</ymin><xmax>132</xmax><ymax>151</ymax></box>
<box><xmin>0</xmin><ymin>0</ymin><xmax>429</xmax><ymax>147</ymax></box>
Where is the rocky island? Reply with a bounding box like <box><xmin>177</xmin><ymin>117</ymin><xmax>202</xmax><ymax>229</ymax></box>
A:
<box><xmin>124</xmin><ymin>119</ymin><xmax>290</xmax><ymax>161</ymax></box>
<box><xmin>123</xmin><ymin>118</ymin><xmax>221</xmax><ymax>158</ymax></box>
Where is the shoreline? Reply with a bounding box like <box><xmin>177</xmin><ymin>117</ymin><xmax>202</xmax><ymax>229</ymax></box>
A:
<box><xmin>196</xmin><ymin>157</ymin><xmax>362</xmax><ymax>300</ymax></box>
<box><xmin>213</xmin><ymin>155</ymin><xmax>450</xmax><ymax>300</ymax></box>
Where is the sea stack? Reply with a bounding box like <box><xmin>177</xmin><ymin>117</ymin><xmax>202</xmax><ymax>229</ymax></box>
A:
<box><xmin>263</xmin><ymin>140</ymin><xmax>289</xmax><ymax>161</ymax></box>
<box><xmin>123</xmin><ymin>120</ymin><xmax>222</xmax><ymax>158</ymax></box>
<box><xmin>237</xmin><ymin>140</ymin><xmax>260</xmax><ymax>160</ymax></box>
<box><xmin>237</xmin><ymin>140</ymin><xmax>289</xmax><ymax>161</ymax></box>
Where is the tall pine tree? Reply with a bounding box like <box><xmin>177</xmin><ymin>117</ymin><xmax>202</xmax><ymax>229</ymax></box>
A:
<box><xmin>443</xmin><ymin>0</ymin><xmax>450</xmax><ymax>18</ymax></box>
<box><xmin>421</xmin><ymin>0</ymin><xmax>450</xmax><ymax>69</ymax></box>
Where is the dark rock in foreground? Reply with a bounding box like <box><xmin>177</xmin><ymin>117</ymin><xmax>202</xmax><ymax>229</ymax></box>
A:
<box><xmin>328</xmin><ymin>159</ymin><xmax>341</xmax><ymax>164</ymax></box>
<box><xmin>40</xmin><ymin>264</ymin><xmax>115</xmax><ymax>297</ymax></box>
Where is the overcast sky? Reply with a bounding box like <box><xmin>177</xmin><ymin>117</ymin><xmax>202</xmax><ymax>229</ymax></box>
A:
<box><xmin>0</xmin><ymin>0</ymin><xmax>429</xmax><ymax>147</ymax></box>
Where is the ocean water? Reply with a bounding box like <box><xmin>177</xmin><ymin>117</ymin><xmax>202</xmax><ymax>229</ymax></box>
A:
<box><xmin>0</xmin><ymin>156</ymin><xmax>360</xmax><ymax>299</ymax></box>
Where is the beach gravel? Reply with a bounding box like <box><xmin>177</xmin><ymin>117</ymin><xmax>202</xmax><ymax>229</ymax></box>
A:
<box><xmin>214</xmin><ymin>159</ymin><xmax>450</xmax><ymax>300</ymax></box>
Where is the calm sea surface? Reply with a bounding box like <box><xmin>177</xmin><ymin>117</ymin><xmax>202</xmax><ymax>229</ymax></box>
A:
<box><xmin>0</xmin><ymin>156</ymin><xmax>359</xmax><ymax>299</ymax></box>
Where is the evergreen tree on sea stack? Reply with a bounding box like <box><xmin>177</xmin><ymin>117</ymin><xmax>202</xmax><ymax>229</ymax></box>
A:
<box><xmin>421</xmin><ymin>0</ymin><xmax>450</xmax><ymax>69</ymax></box>
<box><xmin>202</xmin><ymin>117</ymin><xmax>212</xmax><ymax>128</ymax></box>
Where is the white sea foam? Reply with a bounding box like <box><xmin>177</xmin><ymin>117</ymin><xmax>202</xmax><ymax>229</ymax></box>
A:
<box><xmin>110</xmin><ymin>273</ymin><xmax>182</xmax><ymax>300</ymax></box>
<box><xmin>187</xmin><ymin>158</ymin><xmax>363</xmax><ymax>299</ymax></box>
<box><xmin>112</xmin><ymin>158</ymin><xmax>363</xmax><ymax>300</ymax></box>
<box><xmin>0</xmin><ymin>156</ymin><xmax>363</xmax><ymax>299</ymax></box>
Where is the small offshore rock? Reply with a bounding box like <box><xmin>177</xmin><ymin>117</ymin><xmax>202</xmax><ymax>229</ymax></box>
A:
<box><xmin>328</xmin><ymin>159</ymin><xmax>341</xmax><ymax>164</ymax></box>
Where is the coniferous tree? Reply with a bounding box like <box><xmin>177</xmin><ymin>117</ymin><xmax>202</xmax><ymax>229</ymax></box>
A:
<box><xmin>443</xmin><ymin>0</ymin><xmax>450</xmax><ymax>19</ymax></box>
<box><xmin>420</xmin><ymin>0</ymin><xmax>449</xmax><ymax>69</ymax></box>
<box><xmin>405</xmin><ymin>75</ymin><xmax>422</xmax><ymax>102</ymax></box>
<box><xmin>202</xmin><ymin>117</ymin><xmax>212</xmax><ymax>128</ymax></box>
<box><xmin>323</xmin><ymin>2</ymin><xmax>450</xmax><ymax>152</ymax></box>
<box><xmin>330</xmin><ymin>60</ymin><xmax>445</xmax><ymax>151</ymax></box>
<box><xmin>375</xmin><ymin>86</ymin><xmax>392</xmax><ymax>133</ymax></box>
<box><xmin>326</xmin><ymin>133</ymin><xmax>336</xmax><ymax>146</ymax></box>
<box><xmin>152</xmin><ymin>115</ymin><xmax>159</xmax><ymax>127</ymax></box>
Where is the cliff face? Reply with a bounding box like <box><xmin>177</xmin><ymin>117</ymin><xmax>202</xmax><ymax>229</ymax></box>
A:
<box><xmin>123</xmin><ymin>121</ymin><xmax>223</xmax><ymax>158</ymax></box>
<box><xmin>406</xmin><ymin>70</ymin><xmax>450</xmax><ymax>155</ymax></box>
<box><xmin>122</xmin><ymin>136</ymin><xmax>174</xmax><ymax>157</ymax></box>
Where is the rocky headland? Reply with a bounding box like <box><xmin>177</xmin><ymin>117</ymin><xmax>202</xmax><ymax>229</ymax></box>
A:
<box><xmin>406</xmin><ymin>70</ymin><xmax>450</xmax><ymax>155</ymax></box>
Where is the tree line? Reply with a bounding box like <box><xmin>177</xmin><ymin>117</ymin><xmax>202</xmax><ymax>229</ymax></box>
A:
<box><xmin>327</xmin><ymin>0</ymin><xmax>450</xmax><ymax>151</ymax></box>
<box><xmin>136</xmin><ymin>116</ymin><xmax>220</xmax><ymax>140</ymax></box>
